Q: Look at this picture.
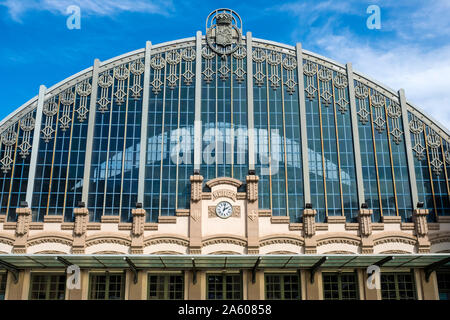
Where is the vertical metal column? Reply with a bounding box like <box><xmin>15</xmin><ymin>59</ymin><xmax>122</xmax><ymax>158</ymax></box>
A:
<box><xmin>25</xmin><ymin>85</ymin><xmax>46</xmax><ymax>206</ymax></box>
<box><xmin>81</xmin><ymin>59</ymin><xmax>101</xmax><ymax>205</ymax></box>
<box><xmin>296</xmin><ymin>43</ymin><xmax>311</xmax><ymax>205</ymax></box>
<box><xmin>193</xmin><ymin>31</ymin><xmax>202</xmax><ymax>173</ymax></box>
<box><xmin>247</xmin><ymin>32</ymin><xmax>256</xmax><ymax>173</ymax></box>
<box><xmin>137</xmin><ymin>41</ymin><xmax>152</xmax><ymax>204</ymax></box>
<box><xmin>346</xmin><ymin>63</ymin><xmax>365</xmax><ymax>207</ymax></box>
<box><xmin>399</xmin><ymin>89</ymin><xmax>419</xmax><ymax>209</ymax></box>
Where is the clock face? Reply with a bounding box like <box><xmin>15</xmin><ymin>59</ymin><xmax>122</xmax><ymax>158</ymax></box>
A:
<box><xmin>215</xmin><ymin>201</ymin><xmax>233</xmax><ymax>219</ymax></box>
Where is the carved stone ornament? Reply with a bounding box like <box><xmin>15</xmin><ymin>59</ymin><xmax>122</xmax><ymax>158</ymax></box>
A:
<box><xmin>206</xmin><ymin>8</ymin><xmax>242</xmax><ymax>56</ymax></box>
<box><xmin>212</xmin><ymin>189</ymin><xmax>237</xmax><ymax>201</ymax></box>
<box><xmin>413</xmin><ymin>209</ymin><xmax>429</xmax><ymax>237</ymax></box>
<box><xmin>303</xmin><ymin>209</ymin><xmax>317</xmax><ymax>237</ymax></box>
<box><xmin>73</xmin><ymin>208</ymin><xmax>89</xmax><ymax>237</ymax></box>
<box><xmin>132</xmin><ymin>208</ymin><xmax>146</xmax><ymax>237</ymax></box>
<box><xmin>246</xmin><ymin>175</ymin><xmax>259</xmax><ymax>202</ymax></box>
<box><xmin>358</xmin><ymin>209</ymin><xmax>373</xmax><ymax>237</ymax></box>
<box><xmin>15</xmin><ymin>208</ymin><xmax>31</xmax><ymax>237</ymax></box>
<box><xmin>190</xmin><ymin>175</ymin><xmax>203</xmax><ymax>202</ymax></box>
<box><xmin>208</xmin><ymin>206</ymin><xmax>240</xmax><ymax>218</ymax></box>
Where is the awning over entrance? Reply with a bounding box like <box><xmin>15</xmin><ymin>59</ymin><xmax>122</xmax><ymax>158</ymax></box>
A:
<box><xmin>1</xmin><ymin>254</ymin><xmax>449</xmax><ymax>270</ymax></box>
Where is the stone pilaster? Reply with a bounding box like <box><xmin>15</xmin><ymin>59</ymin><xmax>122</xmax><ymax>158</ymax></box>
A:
<box><xmin>413</xmin><ymin>209</ymin><xmax>430</xmax><ymax>253</ymax></box>
<box><xmin>131</xmin><ymin>208</ymin><xmax>146</xmax><ymax>254</ymax></box>
<box><xmin>13</xmin><ymin>207</ymin><xmax>31</xmax><ymax>253</ymax></box>
<box><xmin>358</xmin><ymin>209</ymin><xmax>374</xmax><ymax>253</ymax></box>
<box><xmin>303</xmin><ymin>209</ymin><xmax>317</xmax><ymax>254</ymax></box>
<box><xmin>72</xmin><ymin>208</ymin><xmax>89</xmax><ymax>254</ymax></box>
<box><xmin>189</xmin><ymin>175</ymin><xmax>203</xmax><ymax>254</ymax></box>
<box><xmin>246</xmin><ymin>175</ymin><xmax>259</xmax><ymax>254</ymax></box>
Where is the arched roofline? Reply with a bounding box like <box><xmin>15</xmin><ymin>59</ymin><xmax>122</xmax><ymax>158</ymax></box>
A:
<box><xmin>1</xmin><ymin>34</ymin><xmax>448</xmax><ymax>139</ymax></box>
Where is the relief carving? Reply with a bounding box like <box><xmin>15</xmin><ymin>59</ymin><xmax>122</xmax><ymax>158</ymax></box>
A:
<box><xmin>212</xmin><ymin>189</ymin><xmax>237</xmax><ymax>201</ymax></box>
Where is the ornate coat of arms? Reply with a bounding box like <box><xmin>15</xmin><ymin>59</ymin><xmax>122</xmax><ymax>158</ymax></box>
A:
<box><xmin>206</xmin><ymin>9</ymin><xmax>242</xmax><ymax>56</ymax></box>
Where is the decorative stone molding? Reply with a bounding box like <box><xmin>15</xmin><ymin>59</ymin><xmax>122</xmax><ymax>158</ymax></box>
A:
<box><xmin>27</xmin><ymin>234</ymin><xmax>73</xmax><ymax>247</ymax></box>
<box><xmin>61</xmin><ymin>222</ymin><xmax>74</xmax><ymax>230</ymax></box>
<box><xmin>202</xmin><ymin>193</ymin><xmax>212</xmax><ymax>200</ymax></box>
<box><xmin>413</xmin><ymin>209</ymin><xmax>429</xmax><ymax>237</ymax></box>
<box><xmin>247</xmin><ymin>248</ymin><xmax>259</xmax><ymax>254</ymax></box>
<box><xmin>190</xmin><ymin>175</ymin><xmax>204</xmax><ymax>202</ymax></box>
<box><xmin>303</xmin><ymin>209</ymin><xmax>316</xmax><ymax>237</ymax></box>
<box><xmin>85</xmin><ymin>234</ymin><xmax>132</xmax><ymax>248</ymax></box>
<box><xmin>29</xmin><ymin>222</ymin><xmax>44</xmax><ymax>230</ymax></box>
<box><xmin>237</xmin><ymin>193</ymin><xmax>246</xmax><ymax>200</ymax></box>
<box><xmin>428</xmin><ymin>223</ymin><xmax>440</xmax><ymax>230</ymax></box>
<box><xmin>189</xmin><ymin>248</ymin><xmax>202</xmax><ymax>254</ymax></box>
<box><xmin>43</xmin><ymin>215</ymin><xmax>63</xmax><ymax>223</ymax></box>
<box><xmin>0</xmin><ymin>214</ymin><xmax>5</xmax><ymax>223</ymax></box>
<box><xmin>327</xmin><ymin>216</ymin><xmax>346</xmax><ymax>224</ymax></box>
<box><xmin>208</xmin><ymin>206</ymin><xmax>241</xmax><ymax>218</ymax></box>
<box><xmin>428</xmin><ymin>232</ymin><xmax>450</xmax><ymax>245</ymax></box>
<box><xmin>437</xmin><ymin>216</ymin><xmax>450</xmax><ymax>223</ymax></box>
<box><xmin>212</xmin><ymin>189</ymin><xmax>237</xmax><ymax>201</ymax></box>
<box><xmin>258</xmin><ymin>210</ymin><xmax>271</xmax><ymax>217</ymax></box>
<box><xmin>270</xmin><ymin>216</ymin><xmax>290</xmax><ymax>224</ymax></box>
<box><xmin>205</xmin><ymin>177</ymin><xmax>242</xmax><ymax>188</ymax></box>
<box><xmin>0</xmin><ymin>235</ymin><xmax>14</xmax><ymax>247</ymax></box>
<box><xmin>3</xmin><ymin>222</ymin><xmax>16</xmax><ymax>230</ymax></box>
<box><xmin>144</xmin><ymin>236</ymin><xmax>189</xmax><ymax>247</ymax></box>
<box><xmin>345</xmin><ymin>223</ymin><xmax>359</xmax><ymax>231</ymax></box>
<box><xmin>317</xmin><ymin>236</ymin><xmax>360</xmax><ymax>247</ymax></box>
<box><xmin>358</xmin><ymin>209</ymin><xmax>373</xmax><ymax>237</ymax></box>
<box><xmin>73</xmin><ymin>208</ymin><xmax>89</xmax><ymax>236</ymax></box>
<box><xmin>372</xmin><ymin>223</ymin><xmax>384</xmax><ymax>231</ymax></box>
<box><xmin>373</xmin><ymin>233</ymin><xmax>417</xmax><ymax>246</ymax></box>
<box><xmin>382</xmin><ymin>215</ymin><xmax>402</xmax><ymax>224</ymax></box>
<box><xmin>131</xmin><ymin>208</ymin><xmax>145</xmax><ymax>237</ymax></box>
<box><xmin>289</xmin><ymin>223</ymin><xmax>302</xmax><ymax>231</ymax></box>
<box><xmin>316</xmin><ymin>223</ymin><xmax>328</xmax><ymax>231</ymax></box>
<box><xmin>158</xmin><ymin>216</ymin><xmax>177</xmax><ymax>224</ymax></box>
<box><xmin>202</xmin><ymin>237</ymin><xmax>247</xmax><ymax>247</ymax></box>
<box><xmin>246</xmin><ymin>175</ymin><xmax>259</xmax><ymax>202</ymax></box>
<box><xmin>259</xmin><ymin>235</ymin><xmax>304</xmax><ymax>247</ymax></box>
<box><xmin>144</xmin><ymin>223</ymin><xmax>158</xmax><ymax>230</ymax></box>
<box><xmin>13</xmin><ymin>207</ymin><xmax>31</xmax><ymax>253</ymax></box>
<box><xmin>401</xmin><ymin>223</ymin><xmax>415</xmax><ymax>231</ymax></box>
<box><xmin>87</xmin><ymin>223</ymin><xmax>101</xmax><ymax>230</ymax></box>
<box><xmin>100</xmin><ymin>215</ymin><xmax>120</xmax><ymax>223</ymax></box>
<box><xmin>118</xmin><ymin>223</ymin><xmax>132</xmax><ymax>230</ymax></box>
<box><xmin>176</xmin><ymin>209</ymin><xmax>190</xmax><ymax>216</ymax></box>
<box><xmin>16</xmin><ymin>207</ymin><xmax>31</xmax><ymax>237</ymax></box>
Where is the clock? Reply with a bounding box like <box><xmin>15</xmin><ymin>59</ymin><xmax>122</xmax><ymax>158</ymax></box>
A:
<box><xmin>215</xmin><ymin>201</ymin><xmax>233</xmax><ymax>219</ymax></box>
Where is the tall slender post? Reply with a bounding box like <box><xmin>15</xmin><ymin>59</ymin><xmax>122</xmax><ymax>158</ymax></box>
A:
<box><xmin>81</xmin><ymin>59</ymin><xmax>101</xmax><ymax>205</ymax></box>
<box><xmin>247</xmin><ymin>32</ymin><xmax>255</xmax><ymax>172</ymax></box>
<box><xmin>25</xmin><ymin>85</ymin><xmax>46</xmax><ymax>206</ymax></box>
<box><xmin>296</xmin><ymin>43</ymin><xmax>311</xmax><ymax>205</ymax></box>
<box><xmin>137</xmin><ymin>41</ymin><xmax>152</xmax><ymax>204</ymax></box>
<box><xmin>399</xmin><ymin>89</ymin><xmax>419</xmax><ymax>209</ymax></box>
<box><xmin>193</xmin><ymin>31</ymin><xmax>202</xmax><ymax>173</ymax></box>
<box><xmin>346</xmin><ymin>63</ymin><xmax>365</xmax><ymax>207</ymax></box>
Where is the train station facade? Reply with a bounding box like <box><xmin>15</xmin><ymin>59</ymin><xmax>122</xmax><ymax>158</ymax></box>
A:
<box><xmin>0</xmin><ymin>9</ymin><xmax>449</xmax><ymax>300</ymax></box>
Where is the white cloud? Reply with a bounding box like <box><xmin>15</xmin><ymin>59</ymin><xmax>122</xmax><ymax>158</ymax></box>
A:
<box><xmin>0</xmin><ymin>0</ymin><xmax>173</xmax><ymax>22</ymax></box>
<box><xmin>275</xmin><ymin>1</ymin><xmax>450</xmax><ymax>131</ymax></box>
<box><xmin>316</xmin><ymin>33</ymin><xmax>450</xmax><ymax>131</ymax></box>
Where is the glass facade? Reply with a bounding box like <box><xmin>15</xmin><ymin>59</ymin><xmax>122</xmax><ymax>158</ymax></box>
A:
<box><xmin>380</xmin><ymin>272</ymin><xmax>416</xmax><ymax>300</ymax></box>
<box><xmin>89</xmin><ymin>273</ymin><xmax>125</xmax><ymax>300</ymax></box>
<box><xmin>207</xmin><ymin>274</ymin><xmax>242</xmax><ymax>300</ymax></box>
<box><xmin>265</xmin><ymin>273</ymin><xmax>301</xmax><ymax>300</ymax></box>
<box><xmin>437</xmin><ymin>271</ymin><xmax>450</xmax><ymax>300</ymax></box>
<box><xmin>148</xmin><ymin>274</ymin><xmax>184</xmax><ymax>300</ymax></box>
<box><xmin>29</xmin><ymin>274</ymin><xmax>66</xmax><ymax>300</ymax></box>
<box><xmin>0</xmin><ymin>38</ymin><xmax>448</xmax><ymax>223</ymax></box>
<box><xmin>322</xmin><ymin>272</ymin><xmax>358</xmax><ymax>300</ymax></box>
<box><xmin>0</xmin><ymin>272</ymin><xmax>6</xmax><ymax>300</ymax></box>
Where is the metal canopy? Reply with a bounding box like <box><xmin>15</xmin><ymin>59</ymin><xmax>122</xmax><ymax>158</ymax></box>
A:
<box><xmin>0</xmin><ymin>254</ymin><xmax>449</xmax><ymax>271</ymax></box>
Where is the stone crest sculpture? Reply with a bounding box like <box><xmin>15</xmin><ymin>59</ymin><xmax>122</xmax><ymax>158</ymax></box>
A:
<box><xmin>206</xmin><ymin>8</ymin><xmax>242</xmax><ymax>56</ymax></box>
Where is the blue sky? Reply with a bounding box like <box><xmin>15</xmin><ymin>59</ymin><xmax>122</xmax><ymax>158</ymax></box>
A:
<box><xmin>1</xmin><ymin>0</ymin><xmax>450</xmax><ymax>129</ymax></box>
